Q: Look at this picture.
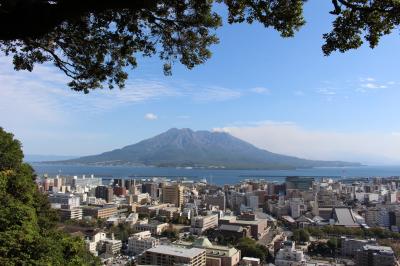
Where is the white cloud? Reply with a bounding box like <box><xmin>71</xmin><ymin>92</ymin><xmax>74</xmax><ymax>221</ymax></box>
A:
<box><xmin>144</xmin><ymin>113</ymin><xmax>158</xmax><ymax>120</ymax></box>
<box><xmin>357</xmin><ymin>77</ymin><xmax>392</xmax><ymax>92</ymax></box>
<box><xmin>250</xmin><ymin>87</ymin><xmax>270</xmax><ymax>94</ymax></box>
<box><xmin>214</xmin><ymin>122</ymin><xmax>400</xmax><ymax>164</ymax></box>
<box><xmin>361</xmin><ymin>83</ymin><xmax>387</xmax><ymax>89</ymax></box>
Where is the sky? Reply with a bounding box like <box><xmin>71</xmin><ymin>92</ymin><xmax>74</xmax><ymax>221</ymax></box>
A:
<box><xmin>1</xmin><ymin>1</ymin><xmax>400</xmax><ymax>164</ymax></box>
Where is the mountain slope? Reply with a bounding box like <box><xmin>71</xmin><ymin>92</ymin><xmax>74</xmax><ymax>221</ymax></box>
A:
<box><xmin>56</xmin><ymin>128</ymin><xmax>360</xmax><ymax>169</ymax></box>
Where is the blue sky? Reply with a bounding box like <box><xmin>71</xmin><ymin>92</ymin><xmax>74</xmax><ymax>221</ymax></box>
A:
<box><xmin>1</xmin><ymin>1</ymin><xmax>400</xmax><ymax>164</ymax></box>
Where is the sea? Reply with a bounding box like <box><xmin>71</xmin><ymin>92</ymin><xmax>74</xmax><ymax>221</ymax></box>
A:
<box><xmin>30</xmin><ymin>164</ymin><xmax>400</xmax><ymax>185</ymax></box>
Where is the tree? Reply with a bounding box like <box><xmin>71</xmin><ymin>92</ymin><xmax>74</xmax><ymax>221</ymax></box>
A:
<box><xmin>110</xmin><ymin>223</ymin><xmax>137</xmax><ymax>243</ymax></box>
<box><xmin>0</xmin><ymin>127</ymin><xmax>100</xmax><ymax>265</ymax></box>
<box><xmin>236</xmin><ymin>237</ymin><xmax>271</xmax><ymax>263</ymax></box>
<box><xmin>292</xmin><ymin>229</ymin><xmax>310</xmax><ymax>243</ymax></box>
<box><xmin>1</xmin><ymin>0</ymin><xmax>399</xmax><ymax>92</ymax></box>
<box><xmin>161</xmin><ymin>227</ymin><xmax>179</xmax><ymax>241</ymax></box>
<box><xmin>327</xmin><ymin>237</ymin><xmax>340</xmax><ymax>255</ymax></box>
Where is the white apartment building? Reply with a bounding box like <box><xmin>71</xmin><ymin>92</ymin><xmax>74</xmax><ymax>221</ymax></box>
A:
<box><xmin>289</xmin><ymin>198</ymin><xmax>306</xmax><ymax>219</ymax></box>
<box><xmin>246</xmin><ymin>194</ymin><xmax>259</xmax><ymax>211</ymax></box>
<box><xmin>275</xmin><ymin>241</ymin><xmax>306</xmax><ymax>266</ymax></box>
<box><xmin>128</xmin><ymin>231</ymin><xmax>160</xmax><ymax>255</ymax></box>
<box><xmin>59</xmin><ymin>207</ymin><xmax>83</xmax><ymax>221</ymax></box>
<box><xmin>48</xmin><ymin>193</ymin><xmax>80</xmax><ymax>208</ymax></box>
<box><xmin>134</xmin><ymin>221</ymin><xmax>169</xmax><ymax>235</ymax></box>
<box><xmin>99</xmin><ymin>238</ymin><xmax>122</xmax><ymax>255</ymax></box>
<box><xmin>85</xmin><ymin>231</ymin><xmax>107</xmax><ymax>256</ymax></box>
<box><xmin>190</xmin><ymin>214</ymin><xmax>219</xmax><ymax>234</ymax></box>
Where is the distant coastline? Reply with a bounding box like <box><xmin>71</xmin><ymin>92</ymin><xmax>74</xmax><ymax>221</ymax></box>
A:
<box><xmin>32</xmin><ymin>161</ymin><xmax>362</xmax><ymax>171</ymax></box>
<box><xmin>29</xmin><ymin>164</ymin><xmax>400</xmax><ymax>186</ymax></box>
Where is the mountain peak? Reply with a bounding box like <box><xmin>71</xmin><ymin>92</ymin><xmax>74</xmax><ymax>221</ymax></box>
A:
<box><xmin>57</xmin><ymin>128</ymin><xmax>361</xmax><ymax>169</ymax></box>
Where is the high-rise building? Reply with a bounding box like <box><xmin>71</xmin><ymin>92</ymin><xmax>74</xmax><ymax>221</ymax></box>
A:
<box><xmin>113</xmin><ymin>186</ymin><xmax>127</xmax><ymax>197</ymax></box>
<box><xmin>286</xmin><ymin>176</ymin><xmax>314</xmax><ymax>191</ymax></box>
<box><xmin>113</xmin><ymin>178</ymin><xmax>125</xmax><ymax>188</ymax></box>
<box><xmin>125</xmin><ymin>179</ymin><xmax>142</xmax><ymax>195</ymax></box>
<box><xmin>204</xmin><ymin>191</ymin><xmax>226</xmax><ymax>211</ymax></box>
<box><xmin>95</xmin><ymin>186</ymin><xmax>113</xmax><ymax>203</ymax></box>
<box><xmin>143</xmin><ymin>182</ymin><xmax>159</xmax><ymax>198</ymax></box>
<box><xmin>162</xmin><ymin>184</ymin><xmax>183</xmax><ymax>207</ymax></box>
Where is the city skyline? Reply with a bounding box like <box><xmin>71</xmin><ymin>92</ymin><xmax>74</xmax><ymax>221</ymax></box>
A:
<box><xmin>1</xmin><ymin>1</ymin><xmax>400</xmax><ymax>164</ymax></box>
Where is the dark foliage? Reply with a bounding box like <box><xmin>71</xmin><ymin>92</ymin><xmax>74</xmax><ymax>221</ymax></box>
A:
<box><xmin>0</xmin><ymin>127</ymin><xmax>100</xmax><ymax>265</ymax></box>
<box><xmin>236</xmin><ymin>237</ymin><xmax>272</xmax><ymax>263</ymax></box>
<box><xmin>1</xmin><ymin>1</ymin><xmax>398</xmax><ymax>92</ymax></box>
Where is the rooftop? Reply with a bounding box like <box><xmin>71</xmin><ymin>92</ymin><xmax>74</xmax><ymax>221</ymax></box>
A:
<box><xmin>363</xmin><ymin>245</ymin><xmax>394</xmax><ymax>254</ymax></box>
<box><xmin>146</xmin><ymin>245</ymin><xmax>205</xmax><ymax>258</ymax></box>
<box><xmin>333</xmin><ymin>208</ymin><xmax>359</xmax><ymax>227</ymax></box>
<box><xmin>219</xmin><ymin>224</ymin><xmax>244</xmax><ymax>232</ymax></box>
<box><xmin>174</xmin><ymin>237</ymin><xmax>239</xmax><ymax>257</ymax></box>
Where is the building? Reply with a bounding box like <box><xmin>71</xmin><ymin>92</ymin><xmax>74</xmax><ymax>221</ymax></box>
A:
<box><xmin>84</xmin><ymin>230</ymin><xmax>107</xmax><ymax>256</ymax></box>
<box><xmin>245</xmin><ymin>194</ymin><xmax>259</xmax><ymax>211</ymax></box>
<box><xmin>134</xmin><ymin>221</ymin><xmax>169</xmax><ymax>235</ymax></box>
<box><xmin>136</xmin><ymin>203</ymin><xmax>174</xmax><ymax>217</ymax></box>
<box><xmin>226</xmin><ymin>191</ymin><xmax>246</xmax><ymax>213</ymax></box>
<box><xmin>139</xmin><ymin>245</ymin><xmax>206</xmax><ymax>266</ymax></box>
<box><xmin>82</xmin><ymin>205</ymin><xmax>118</xmax><ymax>219</ymax></box>
<box><xmin>113</xmin><ymin>186</ymin><xmax>127</xmax><ymax>197</ymax></box>
<box><xmin>98</xmin><ymin>238</ymin><xmax>122</xmax><ymax>255</ymax></box>
<box><xmin>365</xmin><ymin>207</ymin><xmax>390</xmax><ymax>228</ymax></box>
<box><xmin>175</xmin><ymin>237</ymin><xmax>241</xmax><ymax>266</ymax></box>
<box><xmin>128</xmin><ymin>231</ymin><xmax>160</xmax><ymax>255</ymax></box>
<box><xmin>205</xmin><ymin>192</ymin><xmax>226</xmax><ymax>211</ymax></box>
<box><xmin>190</xmin><ymin>214</ymin><xmax>219</xmax><ymax>234</ymax></box>
<box><xmin>95</xmin><ymin>186</ymin><xmax>113</xmax><ymax>203</ymax></box>
<box><xmin>143</xmin><ymin>182</ymin><xmax>159</xmax><ymax>198</ymax></box>
<box><xmin>286</xmin><ymin>176</ymin><xmax>314</xmax><ymax>191</ymax></box>
<box><xmin>219</xmin><ymin>213</ymin><xmax>269</xmax><ymax>240</ymax></box>
<box><xmin>330</xmin><ymin>207</ymin><xmax>361</xmax><ymax>227</ymax></box>
<box><xmin>162</xmin><ymin>184</ymin><xmax>184</xmax><ymax>207</ymax></box>
<box><xmin>275</xmin><ymin>241</ymin><xmax>306</xmax><ymax>266</ymax></box>
<box><xmin>341</xmin><ymin>237</ymin><xmax>377</xmax><ymax>257</ymax></box>
<box><xmin>355</xmin><ymin>245</ymin><xmax>395</xmax><ymax>266</ymax></box>
<box><xmin>133</xmin><ymin>193</ymin><xmax>151</xmax><ymax>204</ymax></box>
<box><xmin>240</xmin><ymin>257</ymin><xmax>260</xmax><ymax>266</ymax></box>
<box><xmin>289</xmin><ymin>198</ymin><xmax>306</xmax><ymax>219</ymax></box>
<box><xmin>72</xmin><ymin>175</ymin><xmax>102</xmax><ymax>188</ymax></box>
<box><xmin>48</xmin><ymin>193</ymin><xmax>80</xmax><ymax>209</ymax></box>
<box><xmin>217</xmin><ymin>224</ymin><xmax>252</xmax><ymax>239</ymax></box>
<box><xmin>59</xmin><ymin>208</ymin><xmax>83</xmax><ymax>221</ymax></box>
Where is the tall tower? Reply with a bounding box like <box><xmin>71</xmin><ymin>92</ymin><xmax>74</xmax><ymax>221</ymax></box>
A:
<box><xmin>162</xmin><ymin>184</ymin><xmax>184</xmax><ymax>207</ymax></box>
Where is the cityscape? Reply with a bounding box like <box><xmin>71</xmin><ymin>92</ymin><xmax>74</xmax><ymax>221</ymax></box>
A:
<box><xmin>38</xmin><ymin>173</ymin><xmax>400</xmax><ymax>265</ymax></box>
